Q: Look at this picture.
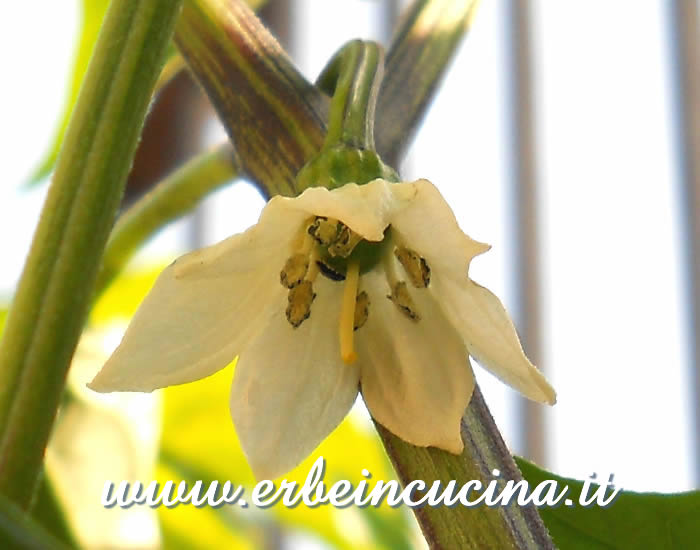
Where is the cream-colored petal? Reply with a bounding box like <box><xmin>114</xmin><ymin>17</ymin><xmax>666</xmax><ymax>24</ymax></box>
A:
<box><xmin>356</xmin><ymin>269</ymin><xmax>474</xmax><ymax>454</ymax></box>
<box><xmin>230</xmin><ymin>277</ymin><xmax>360</xmax><ymax>480</ymax></box>
<box><xmin>433</xmin><ymin>274</ymin><xmax>556</xmax><ymax>405</ymax></box>
<box><xmin>285</xmin><ymin>179</ymin><xmax>417</xmax><ymax>242</ymax></box>
<box><xmin>89</xmin><ymin>222</ymin><xmax>291</xmax><ymax>393</ymax></box>
<box><xmin>389</xmin><ymin>179</ymin><xmax>490</xmax><ymax>273</ymax></box>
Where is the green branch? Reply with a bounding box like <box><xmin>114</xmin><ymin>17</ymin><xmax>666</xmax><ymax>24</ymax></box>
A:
<box><xmin>377</xmin><ymin>0</ymin><xmax>480</xmax><ymax>166</ymax></box>
<box><xmin>377</xmin><ymin>385</ymin><xmax>554</xmax><ymax>549</ymax></box>
<box><xmin>175</xmin><ymin>0</ymin><xmax>328</xmax><ymax>196</ymax></box>
<box><xmin>0</xmin><ymin>0</ymin><xmax>184</xmax><ymax>507</ymax></box>
<box><xmin>316</xmin><ymin>40</ymin><xmax>384</xmax><ymax>151</ymax></box>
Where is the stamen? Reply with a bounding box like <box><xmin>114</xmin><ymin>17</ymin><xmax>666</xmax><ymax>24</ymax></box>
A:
<box><xmin>328</xmin><ymin>224</ymin><xmax>362</xmax><ymax>258</ymax></box>
<box><xmin>394</xmin><ymin>246</ymin><xmax>431</xmax><ymax>288</ymax></box>
<box><xmin>306</xmin><ymin>247</ymin><xmax>321</xmax><ymax>282</ymax></box>
<box><xmin>339</xmin><ymin>261</ymin><xmax>360</xmax><ymax>364</ymax></box>
<box><xmin>383</xmin><ymin>248</ymin><xmax>399</xmax><ymax>288</ymax></box>
<box><xmin>286</xmin><ymin>281</ymin><xmax>316</xmax><ymax>328</ymax></box>
<box><xmin>280</xmin><ymin>253</ymin><xmax>309</xmax><ymax>288</ymax></box>
<box><xmin>388</xmin><ymin>281</ymin><xmax>421</xmax><ymax>322</ymax></box>
<box><xmin>354</xmin><ymin>291</ymin><xmax>370</xmax><ymax>331</ymax></box>
<box><xmin>308</xmin><ymin>216</ymin><xmax>340</xmax><ymax>246</ymax></box>
<box><xmin>383</xmin><ymin>251</ymin><xmax>421</xmax><ymax>321</ymax></box>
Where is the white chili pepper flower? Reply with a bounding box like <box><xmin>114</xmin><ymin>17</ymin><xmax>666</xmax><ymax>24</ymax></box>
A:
<box><xmin>90</xmin><ymin>179</ymin><xmax>555</xmax><ymax>480</ymax></box>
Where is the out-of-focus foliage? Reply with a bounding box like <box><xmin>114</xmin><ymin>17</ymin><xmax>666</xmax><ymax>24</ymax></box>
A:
<box><xmin>28</xmin><ymin>0</ymin><xmax>111</xmax><ymax>184</ymax></box>
<box><xmin>517</xmin><ymin>458</ymin><xmax>700</xmax><ymax>550</ymax></box>
<box><xmin>43</xmin><ymin>270</ymin><xmax>166</xmax><ymax>548</ymax></box>
<box><xmin>0</xmin><ymin>491</ymin><xmax>73</xmax><ymax>550</ymax></box>
<box><xmin>28</xmin><ymin>0</ymin><xmax>268</xmax><ymax>185</ymax></box>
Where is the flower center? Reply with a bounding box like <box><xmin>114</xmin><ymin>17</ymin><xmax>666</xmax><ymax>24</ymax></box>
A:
<box><xmin>279</xmin><ymin>217</ymin><xmax>431</xmax><ymax>364</ymax></box>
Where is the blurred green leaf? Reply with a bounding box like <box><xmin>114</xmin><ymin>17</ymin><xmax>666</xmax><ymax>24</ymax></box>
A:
<box><xmin>516</xmin><ymin>457</ymin><xmax>700</xmax><ymax>549</ymax></box>
<box><xmin>28</xmin><ymin>0</ymin><xmax>267</xmax><ymax>186</ymax></box>
<box><xmin>30</xmin><ymin>477</ymin><xmax>77</xmax><ymax>549</ymax></box>
<box><xmin>0</xmin><ymin>491</ymin><xmax>72</xmax><ymax>550</ymax></box>
<box><xmin>28</xmin><ymin>0</ymin><xmax>111</xmax><ymax>185</ymax></box>
<box><xmin>157</xmin><ymin>488</ymin><xmax>258</xmax><ymax>550</ymax></box>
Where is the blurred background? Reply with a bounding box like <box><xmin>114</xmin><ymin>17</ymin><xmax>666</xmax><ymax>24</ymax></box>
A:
<box><xmin>0</xmin><ymin>0</ymin><xmax>698</xmax><ymax>548</ymax></box>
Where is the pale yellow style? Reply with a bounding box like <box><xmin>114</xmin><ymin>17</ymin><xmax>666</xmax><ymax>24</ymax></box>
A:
<box><xmin>90</xmin><ymin>179</ymin><xmax>555</xmax><ymax>480</ymax></box>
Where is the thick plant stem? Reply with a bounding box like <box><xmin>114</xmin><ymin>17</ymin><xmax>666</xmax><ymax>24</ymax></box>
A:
<box><xmin>175</xmin><ymin>0</ymin><xmax>327</xmax><ymax>197</ymax></box>
<box><xmin>377</xmin><ymin>0</ymin><xmax>480</xmax><ymax>166</ymax></box>
<box><xmin>0</xmin><ymin>0</ymin><xmax>183</xmax><ymax>507</ymax></box>
<box><xmin>96</xmin><ymin>142</ymin><xmax>239</xmax><ymax>295</ymax></box>
<box><xmin>377</xmin><ymin>385</ymin><xmax>554</xmax><ymax>549</ymax></box>
<box><xmin>0</xmin><ymin>492</ymin><xmax>72</xmax><ymax>550</ymax></box>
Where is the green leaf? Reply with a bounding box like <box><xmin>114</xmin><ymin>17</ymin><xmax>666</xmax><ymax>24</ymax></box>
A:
<box><xmin>27</xmin><ymin>0</ymin><xmax>111</xmax><ymax>185</ymax></box>
<box><xmin>516</xmin><ymin>457</ymin><xmax>700</xmax><ymax>549</ymax></box>
<box><xmin>0</xmin><ymin>491</ymin><xmax>72</xmax><ymax>550</ymax></box>
<box><xmin>30</xmin><ymin>477</ymin><xmax>77</xmax><ymax>549</ymax></box>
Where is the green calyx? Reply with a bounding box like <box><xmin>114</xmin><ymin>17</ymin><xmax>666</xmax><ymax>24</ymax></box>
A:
<box><xmin>296</xmin><ymin>145</ymin><xmax>399</xmax><ymax>192</ymax></box>
<box><xmin>295</xmin><ymin>40</ymin><xmax>399</xmax><ymax>194</ymax></box>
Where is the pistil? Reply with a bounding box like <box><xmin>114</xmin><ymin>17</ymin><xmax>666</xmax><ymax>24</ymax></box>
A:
<box><xmin>339</xmin><ymin>261</ymin><xmax>360</xmax><ymax>364</ymax></box>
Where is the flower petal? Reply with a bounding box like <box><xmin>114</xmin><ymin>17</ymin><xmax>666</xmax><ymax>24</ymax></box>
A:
<box><xmin>434</xmin><ymin>275</ymin><xmax>556</xmax><ymax>405</ymax></box>
<box><xmin>356</xmin><ymin>270</ymin><xmax>474</xmax><ymax>454</ymax></box>
<box><xmin>287</xmin><ymin>179</ymin><xmax>417</xmax><ymax>241</ymax></box>
<box><xmin>89</xmin><ymin>220</ymin><xmax>292</xmax><ymax>393</ymax></box>
<box><xmin>230</xmin><ymin>277</ymin><xmax>360</xmax><ymax>480</ymax></box>
<box><xmin>390</xmin><ymin>179</ymin><xmax>490</xmax><ymax>272</ymax></box>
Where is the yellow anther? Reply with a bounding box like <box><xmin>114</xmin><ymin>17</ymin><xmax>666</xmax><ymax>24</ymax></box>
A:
<box><xmin>353</xmin><ymin>291</ymin><xmax>370</xmax><ymax>331</ymax></box>
<box><xmin>388</xmin><ymin>281</ymin><xmax>421</xmax><ymax>322</ymax></box>
<box><xmin>308</xmin><ymin>217</ymin><xmax>340</xmax><ymax>246</ymax></box>
<box><xmin>280</xmin><ymin>253</ymin><xmax>309</xmax><ymax>288</ymax></box>
<box><xmin>286</xmin><ymin>281</ymin><xmax>316</xmax><ymax>328</ymax></box>
<box><xmin>394</xmin><ymin>246</ymin><xmax>431</xmax><ymax>288</ymax></box>
<box><xmin>328</xmin><ymin>225</ymin><xmax>362</xmax><ymax>258</ymax></box>
<box><xmin>339</xmin><ymin>261</ymin><xmax>360</xmax><ymax>364</ymax></box>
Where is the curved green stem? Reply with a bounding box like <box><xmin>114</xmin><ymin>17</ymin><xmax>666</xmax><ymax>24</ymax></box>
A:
<box><xmin>296</xmin><ymin>40</ymin><xmax>396</xmax><ymax>192</ymax></box>
<box><xmin>96</xmin><ymin>143</ymin><xmax>239</xmax><ymax>295</ymax></box>
<box><xmin>175</xmin><ymin>0</ymin><xmax>327</xmax><ymax>197</ymax></box>
<box><xmin>317</xmin><ymin>40</ymin><xmax>384</xmax><ymax>151</ymax></box>
<box><xmin>0</xmin><ymin>0</ymin><xmax>183</xmax><ymax>507</ymax></box>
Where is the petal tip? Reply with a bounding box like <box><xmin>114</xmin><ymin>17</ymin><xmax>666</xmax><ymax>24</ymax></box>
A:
<box><xmin>442</xmin><ymin>436</ymin><xmax>465</xmax><ymax>456</ymax></box>
<box><xmin>86</xmin><ymin>368</ymin><xmax>113</xmax><ymax>393</ymax></box>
